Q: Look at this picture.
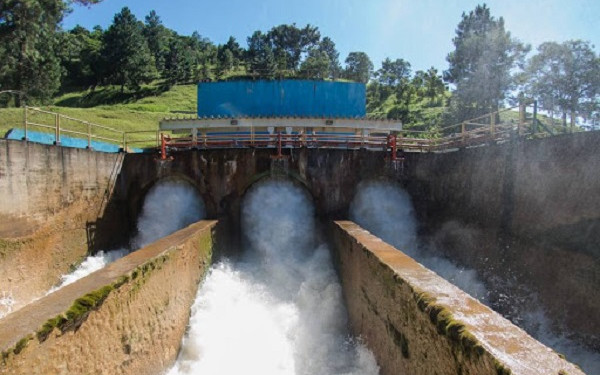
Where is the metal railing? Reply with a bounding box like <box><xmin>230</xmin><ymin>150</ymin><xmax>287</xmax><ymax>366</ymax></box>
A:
<box><xmin>17</xmin><ymin>100</ymin><xmax>572</xmax><ymax>155</ymax></box>
<box><xmin>24</xmin><ymin>107</ymin><xmax>124</xmax><ymax>149</ymax></box>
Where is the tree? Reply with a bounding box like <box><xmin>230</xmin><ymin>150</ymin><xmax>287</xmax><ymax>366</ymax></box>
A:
<box><xmin>525</xmin><ymin>40</ymin><xmax>600</xmax><ymax>130</ymax></box>
<box><xmin>0</xmin><ymin>0</ymin><xmax>101</xmax><ymax>105</ymax></box>
<box><xmin>143</xmin><ymin>10</ymin><xmax>170</xmax><ymax>74</ymax></box>
<box><xmin>247</xmin><ymin>30</ymin><xmax>276</xmax><ymax>78</ymax></box>
<box><xmin>376</xmin><ymin>58</ymin><xmax>411</xmax><ymax>87</ymax></box>
<box><xmin>102</xmin><ymin>7</ymin><xmax>157</xmax><ymax>92</ymax></box>
<box><xmin>445</xmin><ymin>4</ymin><xmax>528</xmax><ymax>122</ymax></box>
<box><xmin>344</xmin><ymin>52</ymin><xmax>373</xmax><ymax>83</ymax></box>
<box><xmin>318</xmin><ymin>37</ymin><xmax>341</xmax><ymax>79</ymax></box>
<box><xmin>187</xmin><ymin>32</ymin><xmax>217</xmax><ymax>81</ymax></box>
<box><xmin>267</xmin><ymin>24</ymin><xmax>320</xmax><ymax>72</ymax></box>
<box><xmin>216</xmin><ymin>47</ymin><xmax>234</xmax><ymax>79</ymax></box>
<box><xmin>164</xmin><ymin>36</ymin><xmax>195</xmax><ymax>85</ymax></box>
<box><xmin>422</xmin><ymin>67</ymin><xmax>446</xmax><ymax>104</ymax></box>
<box><xmin>58</xmin><ymin>25</ymin><xmax>105</xmax><ymax>89</ymax></box>
<box><xmin>298</xmin><ymin>48</ymin><xmax>330</xmax><ymax>79</ymax></box>
<box><xmin>223</xmin><ymin>36</ymin><xmax>243</xmax><ymax>65</ymax></box>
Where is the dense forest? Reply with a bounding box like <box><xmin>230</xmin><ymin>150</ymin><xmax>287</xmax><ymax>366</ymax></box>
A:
<box><xmin>0</xmin><ymin>2</ymin><xmax>598</xmax><ymax>130</ymax></box>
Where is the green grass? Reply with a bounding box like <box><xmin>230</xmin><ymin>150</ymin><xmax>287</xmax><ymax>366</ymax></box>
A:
<box><xmin>0</xmin><ymin>83</ymin><xmax>198</xmax><ymax>148</ymax></box>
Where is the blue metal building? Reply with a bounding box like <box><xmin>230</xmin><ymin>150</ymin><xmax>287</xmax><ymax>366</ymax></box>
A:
<box><xmin>197</xmin><ymin>80</ymin><xmax>366</xmax><ymax>118</ymax></box>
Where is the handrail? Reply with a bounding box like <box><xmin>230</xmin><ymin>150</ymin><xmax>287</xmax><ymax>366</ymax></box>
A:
<box><xmin>18</xmin><ymin>99</ymin><xmax>568</xmax><ymax>155</ymax></box>
<box><xmin>23</xmin><ymin>106</ymin><xmax>124</xmax><ymax>150</ymax></box>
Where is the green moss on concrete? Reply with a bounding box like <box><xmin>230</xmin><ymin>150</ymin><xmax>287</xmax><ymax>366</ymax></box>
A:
<box><xmin>12</xmin><ymin>335</ymin><xmax>33</xmax><ymax>355</ymax></box>
<box><xmin>0</xmin><ymin>238</ymin><xmax>28</xmax><ymax>258</ymax></box>
<box><xmin>493</xmin><ymin>358</ymin><xmax>512</xmax><ymax>375</ymax></box>
<box><xmin>414</xmin><ymin>290</ymin><xmax>487</xmax><ymax>359</ymax></box>
<box><xmin>415</xmin><ymin>291</ymin><xmax>436</xmax><ymax>312</ymax></box>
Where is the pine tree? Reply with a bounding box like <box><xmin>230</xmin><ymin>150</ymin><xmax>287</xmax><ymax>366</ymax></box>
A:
<box><xmin>102</xmin><ymin>7</ymin><xmax>157</xmax><ymax>92</ymax></box>
<box><xmin>445</xmin><ymin>4</ymin><xmax>528</xmax><ymax>122</ymax></box>
<box><xmin>143</xmin><ymin>10</ymin><xmax>170</xmax><ymax>74</ymax></box>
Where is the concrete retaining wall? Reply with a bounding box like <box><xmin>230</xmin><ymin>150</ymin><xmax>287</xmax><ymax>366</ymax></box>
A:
<box><xmin>0</xmin><ymin>139</ymin><xmax>123</xmax><ymax>314</ymax></box>
<box><xmin>330</xmin><ymin>220</ymin><xmax>584</xmax><ymax>375</ymax></box>
<box><xmin>0</xmin><ymin>220</ymin><xmax>216</xmax><ymax>375</ymax></box>
<box><xmin>403</xmin><ymin>132</ymin><xmax>600</xmax><ymax>347</ymax></box>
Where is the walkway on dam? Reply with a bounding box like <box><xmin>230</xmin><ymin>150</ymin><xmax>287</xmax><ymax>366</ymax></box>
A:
<box><xmin>9</xmin><ymin>101</ymin><xmax>556</xmax><ymax>156</ymax></box>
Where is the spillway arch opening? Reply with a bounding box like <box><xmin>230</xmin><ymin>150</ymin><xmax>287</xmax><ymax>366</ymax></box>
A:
<box><xmin>127</xmin><ymin>175</ymin><xmax>207</xmax><ymax>250</ymax></box>
<box><xmin>239</xmin><ymin>175</ymin><xmax>317</xmax><ymax>260</ymax></box>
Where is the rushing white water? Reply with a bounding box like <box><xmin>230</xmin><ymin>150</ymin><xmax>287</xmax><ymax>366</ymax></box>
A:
<box><xmin>168</xmin><ymin>179</ymin><xmax>380</xmax><ymax>375</ymax></box>
<box><xmin>46</xmin><ymin>249</ymin><xmax>129</xmax><ymax>295</ymax></box>
<box><xmin>132</xmin><ymin>179</ymin><xmax>206</xmax><ymax>249</ymax></box>
<box><xmin>349</xmin><ymin>180</ymin><xmax>488</xmax><ymax>301</ymax></box>
<box><xmin>349</xmin><ymin>180</ymin><xmax>600</xmax><ymax>374</ymax></box>
<box><xmin>0</xmin><ymin>291</ymin><xmax>14</xmax><ymax>319</ymax></box>
<box><xmin>48</xmin><ymin>179</ymin><xmax>205</xmax><ymax>295</ymax></box>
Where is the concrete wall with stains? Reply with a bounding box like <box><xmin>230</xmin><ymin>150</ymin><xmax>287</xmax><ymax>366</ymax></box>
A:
<box><xmin>0</xmin><ymin>139</ymin><xmax>124</xmax><ymax>313</ymax></box>
<box><xmin>403</xmin><ymin>131</ymin><xmax>600</xmax><ymax>349</ymax></box>
<box><xmin>330</xmin><ymin>221</ymin><xmax>584</xmax><ymax>375</ymax></box>
<box><xmin>0</xmin><ymin>220</ymin><xmax>215</xmax><ymax>375</ymax></box>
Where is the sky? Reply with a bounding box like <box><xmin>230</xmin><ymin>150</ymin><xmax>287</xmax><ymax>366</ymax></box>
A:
<box><xmin>63</xmin><ymin>0</ymin><xmax>600</xmax><ymax>73</ymax></box>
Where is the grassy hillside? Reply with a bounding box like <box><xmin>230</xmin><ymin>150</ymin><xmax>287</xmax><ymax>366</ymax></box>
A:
<box><xmin>0</xmin><ymin>83</ymin><xmax>198</xmax><ymax>147</ymax></box>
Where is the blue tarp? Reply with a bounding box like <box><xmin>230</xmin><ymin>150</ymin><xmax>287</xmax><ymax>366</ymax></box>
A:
<box><xmin>4</xmin><ymin>128</ymin><xmax>140</xmax><ymax>153</ymax></box>
<box><xmin>197</xmin><ymin>80</ymin><xmax>366</xmax><ymax>118</ymax></box>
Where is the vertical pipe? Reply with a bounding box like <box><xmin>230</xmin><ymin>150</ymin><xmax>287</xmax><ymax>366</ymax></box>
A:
<box><xmin>23</xmin><ymin>106</ymin><xmax>28</xmax><ymax>141</ymax></box>
<box><xmin>55</xmin><ymin>113</ymin><xmax>61</xmax><ymax>145</ymax></box>
<box><xmin>461</xmin><ymin>121</ymin><xmax>466</xmax><ymax>145</ymax></box>
<box><xmin>161</xmin><ymin>133</ymin><xmax>167</xmax><ymax>160</ymax></box>
<box><xmin>490</xmin><ymin>112</ymin><xmax>496</xmax><ymax>138</ymax></box>
<box><xmin>87</xmin><ymin>122</ymin><xmax>91</xmax><ymax>149</ymax></box>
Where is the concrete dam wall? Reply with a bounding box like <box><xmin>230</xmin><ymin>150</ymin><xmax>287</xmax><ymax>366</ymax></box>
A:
<box><xmin>0</xmin><ymin>139</ymin><xmax>123</xmax><ymax>313</ymax></box>
<box><xmin>1</xmin><ymin>131</ymin><xmax>597</xmax><ymax>373</ymax></box>
<box><xmin>404</xmin><ymin>132</ymin><xmax>600</xmax><ymax>348</ymax></box>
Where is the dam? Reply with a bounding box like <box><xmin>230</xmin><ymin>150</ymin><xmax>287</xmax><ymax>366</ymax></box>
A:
<box><xmin>1</xmin><ymin>80</ymin><xmax>599</xmax><ymax>374</ymax></box>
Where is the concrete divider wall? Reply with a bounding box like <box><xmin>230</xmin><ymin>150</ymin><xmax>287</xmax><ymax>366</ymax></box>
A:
<box><xmin>0</xmin><ymin>220</ymin><xmax>216</xmax><ymax>375</ymax></box>
<box><xmin>0</xmin><ymin>139</ymin><xmax>124</xmax><ymax>312</ymax></box>
<box><xmin>330</xmin><ymin>221</ymin><xmax>584</xmax><ymax>375</ymax></box>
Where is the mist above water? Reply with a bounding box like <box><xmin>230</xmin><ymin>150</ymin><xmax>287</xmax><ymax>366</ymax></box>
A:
<box><xmin>168</xmin><ymin>179</ymin><xmax>379</xmax><ymax>375</ymax></box>
<box><xmin>349</xmin><ymin>180</ymin><xmax>488</xmax><ymax>301</ymax></box>
<box><xmin>350</xmin><ymin>180</ymin><xmax>599</xmax><ymax>374</ymax></box>
<box><xmin>132</xmin><ymin>179</ymin><xmax>206</xmax><ymax>249</ymax></box>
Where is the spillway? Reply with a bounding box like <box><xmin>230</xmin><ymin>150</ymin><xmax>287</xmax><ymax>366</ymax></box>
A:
<box><xmin>1</xmin><ymin>136</ymin><xmax>596</xmax><ymax>375</ymax></box>
<box><xmin>168</xmin><ymin>179</ymin><xmax>379</xmax><ymax>374</ymax></box>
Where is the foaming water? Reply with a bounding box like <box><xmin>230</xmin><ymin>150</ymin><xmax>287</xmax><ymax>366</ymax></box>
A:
<box><xmin>168</xmin><ymin>179</ymin><xmax>379</xmax><ymax>375</ymax></box>
<box><xmin>0</xmin><ymin>292</ymin><xmax>14</xmax><ymax>319</ymax></box>
<box><xmin>350</xmin><ymin>180</ymin><xmax>599</xmax><ymax>374</ymax></box>
<box><xmin>46</xmin><ymin>249</ymin><xmax>128</xmax><ymax>294</ymax></box>
<box><xmin>132</xmin><ymin>179</ymin><xmax>206</xmax><ymax>249</ymax></box>
<box><xmin>47</xmin><ymin>179</ymin><xmax>205</xmax><ymax>295</ymax></box>
<box><xmin>349</xmin><ymin>180</ymin><xmax>488</xmax><ymax>301</ymax></box>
